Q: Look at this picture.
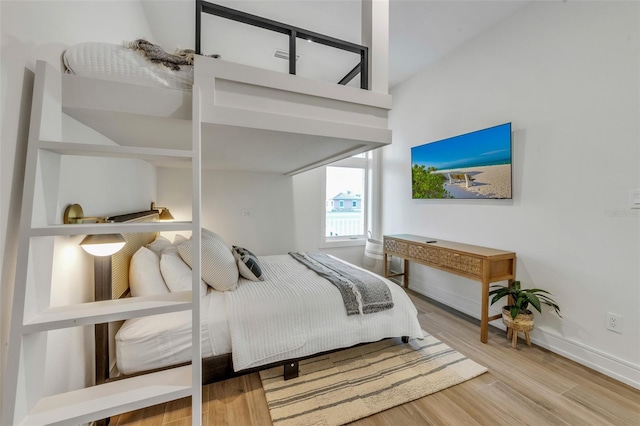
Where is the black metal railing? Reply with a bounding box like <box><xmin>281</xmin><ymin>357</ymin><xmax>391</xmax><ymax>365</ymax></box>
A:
<box><xmin>195</xmin><ymin>0</ymin><xmax>369</xmax><ymax>89</ymax></box>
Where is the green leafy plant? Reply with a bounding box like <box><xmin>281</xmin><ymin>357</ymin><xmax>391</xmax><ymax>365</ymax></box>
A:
<box><xmin>489</xmin><ymin>280</ymin><xmax>561</xmax><ymax>320</ymax></box>
<box><xmin>411</xmin><ymin>165</ymin><xmax>452</xmax><ymax>199</ymax></box>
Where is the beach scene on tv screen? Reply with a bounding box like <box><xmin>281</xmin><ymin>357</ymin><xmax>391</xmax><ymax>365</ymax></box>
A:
<box><xmin>411</xmin><ymin>123</ymin><xmax>512</xmax><ymax>199</ymax></box>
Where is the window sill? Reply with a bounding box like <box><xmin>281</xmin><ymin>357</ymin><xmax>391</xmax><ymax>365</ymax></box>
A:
<box><xmin>318</xmin><ymin>238</ymin><xmax>366</xmax><ymax>249</ymax></box>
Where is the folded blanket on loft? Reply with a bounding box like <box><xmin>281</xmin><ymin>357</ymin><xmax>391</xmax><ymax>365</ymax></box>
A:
<box><xmin>124</xmin><ymin>39</ymin><xmax>220</xmax><ymax>71</ymax></box>
<box><xmin>289</xmin><ymin>252</ymin><xmax>393</xmax><ymax>315</ymax></box>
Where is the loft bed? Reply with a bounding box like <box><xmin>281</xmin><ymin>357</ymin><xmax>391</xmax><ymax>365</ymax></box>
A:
<box><xmin>61</xmin><ymin>1</ymin><xmax>392</xmax><ymax>176</ymax></box>
<box><xmin>3</xmin><ymin>3</ymin><xmax>395</xmax><ymax>425</ymax></box>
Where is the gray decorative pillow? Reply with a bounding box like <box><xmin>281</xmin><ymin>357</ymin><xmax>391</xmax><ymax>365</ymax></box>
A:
<box><xmin>232</xmin><ymin>246</ymin><xmax>264</xmax><ymax>282</ymax></box>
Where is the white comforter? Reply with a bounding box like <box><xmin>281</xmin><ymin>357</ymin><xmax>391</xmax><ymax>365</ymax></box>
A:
<box><xmin>226</xmin><ymin>255</ymin><xmax>423</xmax><ymax>371</ymax></box>
<box><xmin>116</xmin><ymin>254</ymin><xmax>423</xmax><ymax>374</ymax></box>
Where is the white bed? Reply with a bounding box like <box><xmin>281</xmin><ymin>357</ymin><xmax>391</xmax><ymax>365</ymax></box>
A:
<box><xmin>115</xmin><ymin>252</ymin><xmax>423</xmax><ymax>375</ymax></box>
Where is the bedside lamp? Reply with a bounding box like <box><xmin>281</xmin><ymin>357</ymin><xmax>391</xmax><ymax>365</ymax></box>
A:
<box><xmin>79</xmin><ymin>233</ymin><xmax>126</xmax><ymax>257</ymax></box>
<box><xmin>62</xmin><ymin>204</ymin><xmax>126</xmax><ymax>395</ymax></box>
<box><xmin>63</xmin><ymin>204</ymin><xmax>126</xmax><ymax>256</ymax></box>
<box><xmin>62</xmin><ymin>204</ymin><xmax>127</xmax><ymax>396</ymax></box>
<box><xmin>151</xmin><ymin>202</ymin><xmax>174</xmax><ymax>220</ymax></box>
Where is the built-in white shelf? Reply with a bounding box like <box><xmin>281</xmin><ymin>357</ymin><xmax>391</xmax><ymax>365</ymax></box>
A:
<box><xmin>21</xmin><ymin>365</ymin><xmax>193</xmax><ymax>426</ymax></box>
<box><xmin>29</xmin><ymin>221</ymin><xmax>194</xmax><ymax>237</ymax></box>
<box><xmin>38</xmin><ymin>140</ymin><xmax>193</xmax><ymax>162</ymax></box>
<box><xmin>22</xmin><ymin>291</ymin><xmax>192</xmax><ymax>333</ymax></box>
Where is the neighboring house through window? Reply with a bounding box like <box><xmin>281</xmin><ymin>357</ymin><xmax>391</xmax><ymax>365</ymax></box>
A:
<box><xmin>322</xmin><ymin>152</ymin><xmax>373</xmax><ymax>243</ymax></box>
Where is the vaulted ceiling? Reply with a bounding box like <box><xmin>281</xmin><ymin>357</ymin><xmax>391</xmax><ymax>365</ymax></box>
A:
<box><xmin>142</xmin><ymin>0</ymin><xmax>527</xmax><ymax>88</ymax></box>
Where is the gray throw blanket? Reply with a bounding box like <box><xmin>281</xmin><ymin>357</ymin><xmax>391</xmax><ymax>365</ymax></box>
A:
<box><xmin>124</xmin><ymin>39</ymin><xmax>220</xmax><ymax>71</ymax></box>
<box><xmin>289</xmin><ymin>252</ymin><xmax>393</xmax><ymax>315</ymax></box>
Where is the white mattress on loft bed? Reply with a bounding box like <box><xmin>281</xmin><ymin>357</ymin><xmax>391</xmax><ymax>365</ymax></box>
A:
<box><xmin>63</xmin><ymin>42</ymin><xmax>194</xmax><ymax>91</ymax></box>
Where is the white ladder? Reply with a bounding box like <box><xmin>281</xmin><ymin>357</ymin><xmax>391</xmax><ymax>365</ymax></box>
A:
<box><xmin>1</xmin><ymin>60</ymin><xmax>203</xmax><ymax>425</ymax></box>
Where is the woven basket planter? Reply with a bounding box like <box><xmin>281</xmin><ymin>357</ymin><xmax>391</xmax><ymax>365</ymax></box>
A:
<box><xmin>502</xmin><ymin>307</ymin><xmax>534</xmax><ymax>348</ymax></box>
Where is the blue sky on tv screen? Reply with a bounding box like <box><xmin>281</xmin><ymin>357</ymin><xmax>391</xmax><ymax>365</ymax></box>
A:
<box><xmin>411</xmin><ymin>123</ymin><xmax>511</xmax><ymax>170</ymax></box>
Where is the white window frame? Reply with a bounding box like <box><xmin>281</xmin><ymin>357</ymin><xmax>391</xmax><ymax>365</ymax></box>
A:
<box><xmin>320</xmin><ymin>151</ymin><xmax>378</xmax><ymax>248</ymax></box>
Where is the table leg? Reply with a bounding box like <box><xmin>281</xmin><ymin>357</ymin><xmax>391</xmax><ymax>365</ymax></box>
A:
<box><xmin>403</xmin><ymin>259</ymin><xmax>409</xmax><ymax>288</ymax></box>
<box><xmin>480</xmin><ymin>278</ymin><xmax>489</xmax><ymax>343</ymax></box>
<box><xmin>383</xmin><ymin>253</ymin><xmax>388</xmax><ymax>277</ymax></box>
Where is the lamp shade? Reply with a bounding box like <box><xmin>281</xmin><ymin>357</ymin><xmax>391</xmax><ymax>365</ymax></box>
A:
<box><xmin>159</xmin><ymin>208</ymin><xmax>174</xmax><ymax>221</ymax></box>
<box><xmin>80</xmin><ymin>233</ymin><xmax>126</xmax><ymax>256</ymax></box>
<box><xmin>151</xmin><ymin>202</ymin><xmax>175</xmax><ymax>221</ymax></box>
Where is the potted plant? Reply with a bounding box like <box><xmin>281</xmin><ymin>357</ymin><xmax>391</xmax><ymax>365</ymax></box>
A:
<box><xmin>489</xmin><ymin>281</ymin><xmax>561</xmax><ymax>348</ymax></box>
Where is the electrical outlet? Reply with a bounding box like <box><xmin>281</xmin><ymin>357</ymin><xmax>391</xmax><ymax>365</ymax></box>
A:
<box><xmin>606</xmin><ymin>312</ymin><xmax>623</xmax><ymax>334</ymax></box>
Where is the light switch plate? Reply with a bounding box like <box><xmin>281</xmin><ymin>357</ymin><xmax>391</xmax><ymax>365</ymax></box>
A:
<box><xmin>631</xmin><ymin>189</ymin><xmax>640</xmax><ymax>209</ymax></box>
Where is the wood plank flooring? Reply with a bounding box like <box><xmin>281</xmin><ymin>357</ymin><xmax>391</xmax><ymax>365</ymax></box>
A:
<box><xmin>111</xmin><ymin>289</ymin><xmax>640</xmax><ymax>425</ymax></box>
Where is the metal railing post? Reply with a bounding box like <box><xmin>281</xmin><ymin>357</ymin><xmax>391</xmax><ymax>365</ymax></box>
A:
<box><xmin>289</xmin><ymin>30</ymin><xmax>297</xmax><ymax>75</ymax></box>
<box><xmin>195</xmin><ymin>0</ymin><xmax>202</xmax><ymax>54</ymax></box>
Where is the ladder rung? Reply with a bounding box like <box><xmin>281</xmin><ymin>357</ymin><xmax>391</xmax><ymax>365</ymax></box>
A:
<box><xmin>22</xmin><ymin>292</ymin><xmax>192</xmax><ymax>333</ymax></box>
<box><xmin>21</xmin><ymin>365</ymin><xmax>192</xmax><ymax>426</ymax></box>
<box><xmin>38</xmin><ymin>140</ymin><xmax>193</xmax><ymax>161</ymax></box>
<box><xmin>30</xmin><ymin>221</ymin><xmax>194</xmax><ymax>237</ymax></box>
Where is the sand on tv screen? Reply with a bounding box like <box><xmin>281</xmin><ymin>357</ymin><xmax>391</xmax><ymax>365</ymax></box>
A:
<box><xmin>411</xmin><ymin>123</ymin><xmax>512</xmax><ymax>200</ymax></box>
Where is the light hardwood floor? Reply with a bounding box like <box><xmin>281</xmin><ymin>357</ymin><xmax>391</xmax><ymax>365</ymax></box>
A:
<box><xmin>111</xmin><ymin>289</ymin><xmax>640</xmax><ymax>425</ymax></box>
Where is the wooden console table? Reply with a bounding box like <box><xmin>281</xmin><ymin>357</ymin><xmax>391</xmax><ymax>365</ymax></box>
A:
<box><xmin>383</xmin><ymin>234</ymin><xmax>516</xmax><ymax>343</ymax></box>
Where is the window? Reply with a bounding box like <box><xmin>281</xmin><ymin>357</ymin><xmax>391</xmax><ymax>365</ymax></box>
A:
<box><xmin>322</xmin><ymin>153</ymin><xmax>371</xmax><ymax>243</ymax></box>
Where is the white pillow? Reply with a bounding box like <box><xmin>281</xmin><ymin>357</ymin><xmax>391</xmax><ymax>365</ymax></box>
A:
<box><xmin>173</xmin><ymin>234</ymin><xmax>188</xmax><ymax>246</ymax></box>
<box><xmin>160</xmin><ymin>250</ymin><xmax>208</xmax><ymax>296</ymax></box>
<box><xmin>178</xmin><ymin>237</ymin><xmax>238</xmax><ymax>291</ymax></box>
<box><xmin>129</xmin><ymin>247</ymin><xmax>170</xmax><ymax>297</ymax></box>
<box><xmin>146</xmin><ymin>235</ymin><xmax>172</xmax><ymax>257</ymax></box>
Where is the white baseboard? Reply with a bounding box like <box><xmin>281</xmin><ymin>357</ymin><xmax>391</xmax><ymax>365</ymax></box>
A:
<box><xmin>530</xmin><ymin>328</ymin><xmax>640</xmax><ymax>390</ymax></box>
<box><xmin>404</xmin><ymin>280</ymin><xmax>640</xmax><ymax>390</ymax></box>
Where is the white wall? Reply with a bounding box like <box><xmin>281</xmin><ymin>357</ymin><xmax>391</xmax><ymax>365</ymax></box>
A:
<box><xmin>1</xmin><ymin>0</ymin><xmax>155</xmax><ymax>412</ymax></box>
<box><xmin>157</xmin><ymin>168</ymin><xmax>365</xmax><ymax>265</ymax></box>
<box><xmin>383</xmin><ymin>1</ymin><xmax>640</xmax><ymax>388</ymax></box>
<box><xmin>158</xmin><ymin>168</ymin><xmax>296</xmax><ymax>254</ymax></box>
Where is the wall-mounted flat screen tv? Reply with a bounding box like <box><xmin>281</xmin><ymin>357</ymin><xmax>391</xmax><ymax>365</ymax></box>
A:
<box><xmin>411</xmin><ymin>122</ymin><xmax>512</xmax><ymax>199</ymax></box>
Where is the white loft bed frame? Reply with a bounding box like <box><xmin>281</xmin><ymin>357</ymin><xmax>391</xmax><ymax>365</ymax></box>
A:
<box><xmin>62</xmin><ymin>55</ymin><xmax>392</xmax><ymax>175</ymax></box>
<box><xmin>2</xmin><ymin>52</ymin><xmax>392</xmax><ymax>425</ymax></box>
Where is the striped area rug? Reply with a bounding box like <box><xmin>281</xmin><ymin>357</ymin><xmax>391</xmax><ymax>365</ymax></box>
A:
<box><xmin>259</xmin><ymin>333</ymin><xmax>487</xmax><ymax>426</ymax></box>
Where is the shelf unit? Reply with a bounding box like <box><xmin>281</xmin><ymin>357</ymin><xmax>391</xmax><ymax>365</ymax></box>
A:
<box><xmin>1</xmin><ymin>60</ymin><xmax>203</xmax><ymax>425</ymax></box>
